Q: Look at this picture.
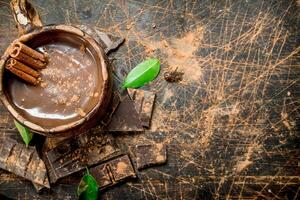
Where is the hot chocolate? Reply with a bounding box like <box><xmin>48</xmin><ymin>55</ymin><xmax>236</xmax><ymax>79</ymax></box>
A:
<box><xmin>5</xmin><ymin>39</ymin><xmax>102</xmax><ymax>129</ymax></box>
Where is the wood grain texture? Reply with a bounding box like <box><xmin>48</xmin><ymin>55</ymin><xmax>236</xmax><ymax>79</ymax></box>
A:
<box><xmin>0</xmin><ymin>0</ymin><xmax>300</xmax><ymax>199</ymax></box>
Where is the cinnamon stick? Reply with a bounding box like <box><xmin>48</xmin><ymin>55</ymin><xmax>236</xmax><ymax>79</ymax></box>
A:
<box><xmin>6</xmin><ymin>60</ymin><xmax>40</xmax><ymax>85</ymax></box>
<box><xmin>10</xmin><ymin>43</ymin><xmax>47</xmax><ymax>69</ymax></box>
<box><xmin>14</xmin><ymin>42</ymin><xmax>47</xmax><ymax>62</ymax></box>
<box><xmin>7</xmin><ymin>58</ymin><xmax>40</xmax><ymax>78</ymax></box>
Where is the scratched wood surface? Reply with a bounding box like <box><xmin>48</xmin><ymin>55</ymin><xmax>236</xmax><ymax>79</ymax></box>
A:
<box><xmin>0</xmin><ymin>0</ymin><xmax>300</xmax><ymax>199</ymax></box>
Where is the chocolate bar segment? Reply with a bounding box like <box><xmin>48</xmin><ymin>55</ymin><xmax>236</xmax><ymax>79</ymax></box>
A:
<box><xmin>104</xmin><ymin>95</ymin><xmax>143</xmax><ymax>131</ymax></box>
<box><xmin>108</xmin><ymin>154</ymin><xmax>136</xmax><ymax>181</ymax></box>
<box><xmin>0</xmin><ymin>138</ymin><xmax>50</xmax><ymax>188</ymax></box>
<box><xmin>89</xmin><ymin>164</ymin><xmax>113</xmax><ymax>188</ymax></box>
<box><xmin>14</xmin><ymin>147</ymin><xmax>33</xmax><ymax>177</ymax></box>
<box><xmin>127</xmin><ymin>89</ymin><xmax>156</xmax><ymax>128</ymax></box>
<box><xmin>44</xmin><ymin>130</ymin><xmax>121</xmax><ymax>183</ymax></box>
<box><xmin>90</xmin><ymin>155</ymin><xmax>136</xmax><ymax>190</ymax></box>
<box><xmin>0</xmin><ymin>139</ymin><xmax>15</xmax><ymax>169</ymax></box>
<box><xmin>134</xmin><ymin>143</ymin><xmax>167</xmax><ymax>170</ymax></box>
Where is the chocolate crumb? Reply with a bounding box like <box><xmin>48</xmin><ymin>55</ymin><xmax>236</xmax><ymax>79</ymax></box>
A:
<box><xmin>164</xmin><ymin>68</ymin><xmax>184</xmax><ymax>83</ymax></box>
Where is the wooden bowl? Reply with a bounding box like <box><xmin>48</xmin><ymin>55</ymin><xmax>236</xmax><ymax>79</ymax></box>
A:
<box><xmin>0</xmin><ymin>25</ymin><xmax>112</xmax><ymax>137</ymax></box>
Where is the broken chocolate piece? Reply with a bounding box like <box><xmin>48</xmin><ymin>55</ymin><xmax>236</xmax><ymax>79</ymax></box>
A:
<box><xmin>0</xmin><ymin>138</ymin><xmax>49</xmax><ymax>188</ymax></box>
<box><xmin>164</xmin><ymin>68</ymin><xmax>184</xmax><ymax>82</ymax></box>
<box><xmin>89</xmin><ymin>155</ymin><xmax>136</xmax><ymax>190</ymax></box>
<box><xmin>75</xmin><ymin>25</ymin><xmax>125</xmax><ymax>54</ymax></box>
<box><xmin>44</xmin><ymin>130</ymin><xmax>121</xmax><ymax>183</ymax></box>
<box><xmin>109</xmin><ymin>154</ymin><xmax>136</xmax><ymax>181</ymax></box>
<box><xmin>104</xmin><ymin>95</ymin><xmax>144</xmax><ymax>131</ymax></box>
<box><xmin>127</xmin><ymin>89</ymin><xmax>156</xmax><ymax>128</ymax></box>
<box><xmin>90</xmin><ymin>164</ymin><xmax>113</xmax><ymax>188</ymax></box>
<box><xmin>134</xmin><ymin>143</ymin><xmax>167</xmax><ymax>170</ymax></box>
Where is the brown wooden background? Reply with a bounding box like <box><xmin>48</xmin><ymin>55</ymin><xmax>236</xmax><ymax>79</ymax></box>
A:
<box><xmin>0</xmin><ymin>0</ymin><xmax>300</xmax><ymax>199</ymax></box>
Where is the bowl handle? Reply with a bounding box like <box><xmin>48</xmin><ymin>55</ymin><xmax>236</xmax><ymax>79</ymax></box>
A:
<box><xmin>10</xmin><ymin>0</ymin><xmax>43</xmax><ymax>36</ymax></box>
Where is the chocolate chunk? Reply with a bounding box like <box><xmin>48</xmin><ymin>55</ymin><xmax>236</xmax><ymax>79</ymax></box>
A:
<box><xmin>0</xmin><ymin>138</ymin><xmax>50</xmax><ymax>188</ymax></box>
<box><xmin>89</xmin><ymin>164</ymin><xmax>113</xmax><ymax>188</ymax></box>
<box><xmin>127</xmin><ymin>89</ymin><xmax>156</xmax><ymax>128</ymax></box>
<box><xmin>104</xmin><ymin>95</ymin><xmax>144</xmax><ymax>131</ymax></box>
<box><xmin>44</xmin><ymin>130</ymin><xmax>121</xmax><ymax>183</ymax></box>
<box><xmin>90</xmin><ymin>155</ymin><xmax>136</xmax><ymax>190</ymax></box>
<box><xmin>109</xmin><ymin>155</ymin><xmax>136</xmax><ymax>181</ymax></box>
<box><xmin>75</xmin><ymin>25</ymin><xmax>125</xmax><ymax>54</ymax></box>
<box><xmin>134</xmin><ymin>143</ymin><xmax>167</xmax><ymax>170</ymax></box>
<box><xmin>14</xmin><ymin>147</ymin><xmax>32</xmax><ymax>176</ymax></box>
<box><xmin>164</xmin><ymin>68</ymin><xmax>184</xmax><ymax>82</ymax></box>
<box><xmin>0</xmin><ymin>139</ymin><xmax>15</xmax><ymax>169</ymax></box>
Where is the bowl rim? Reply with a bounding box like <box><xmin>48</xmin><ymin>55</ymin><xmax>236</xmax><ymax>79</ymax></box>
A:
<box><xmin>0</xmin><ymin>25</ymin><xmax>110</xmax><ymax>135</ymax></box>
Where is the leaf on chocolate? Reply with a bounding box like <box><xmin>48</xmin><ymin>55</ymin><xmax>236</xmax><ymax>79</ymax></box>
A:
<box><xmin>14</xmin><ymin>120</ymin><xmax>33</xmax><ymax>147</ymax></box>
<box><xmin>123</xmin><ymin>58</ymin><xmax>160</xmax><ymax>88</ymax></box>
<box><xmin>77</xmin><ymin>168</ymin><xmax>99</xmax><ymax>200</ymax></box>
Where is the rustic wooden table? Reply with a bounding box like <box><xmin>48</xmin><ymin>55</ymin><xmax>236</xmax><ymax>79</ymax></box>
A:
<box><xmin>0</xmin><ymin>0</ymin><xmax>300</xmax><ymax>199</ymax></box>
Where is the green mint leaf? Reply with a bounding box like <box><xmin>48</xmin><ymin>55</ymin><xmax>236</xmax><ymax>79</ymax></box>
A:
<box><xmin>14</xmin><ymin>120</ymin><xmax>33</xmax><ymax>147</ymax></box>
<box><xmin>77</xmin><ymin>169</ymin><xmax>99</xmax><ymax>200</ymax></box>
<box><xmin>123</xmin><ymin>58</ymin><xmax>160</xmax><ymax>88</ymax></box>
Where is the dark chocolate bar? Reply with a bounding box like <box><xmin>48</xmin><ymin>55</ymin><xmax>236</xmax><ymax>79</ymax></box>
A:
<box><xmin>127</xmin><ymin>89</ymin><xmax>156</xmax><ymax>128</ymax></box>
<box><xmin>89</xmin><ymin>155</ymin><xmax>136</xmax><ymax>190</ymax></box>
<box><xmin>104</xmin><ymin>95</ymin><xmax>144</xmax><ymax>131</ymax></box>
<box><xmin>0</xmin><ymin>138</ymin><xmax>49</xmax><ymax>188</ymax></box>
<box><xmin>134</xmin><ymin>143</ymin><xmax>167</xmax><ymax>170</ymax></box>
<box><xmin>44</xmin><ymin>130</ymin><xmax>121</xmax><ymax>183</ymax></box>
